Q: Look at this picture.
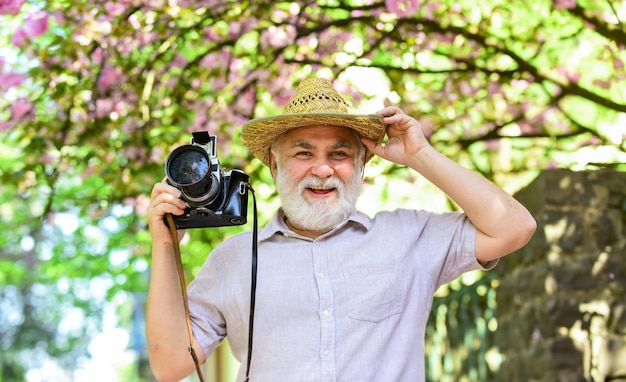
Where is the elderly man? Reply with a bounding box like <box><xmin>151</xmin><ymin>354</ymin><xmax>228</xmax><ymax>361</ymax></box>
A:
<box><xmin>146</xmin><ymin>78</ymin><xmax>536</xmax><ymax>381</ymax></box>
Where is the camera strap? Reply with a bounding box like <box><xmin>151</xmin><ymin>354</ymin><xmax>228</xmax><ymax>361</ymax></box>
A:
<box><xmin>166</xmin><ymin>213</ymin><xmax>206</xmax><ymax>382</ymax></box>
<box><xmin>166</xmin><ymin>183</ymin><xmax>258</xmax><ymax>382</ymax></box>
<box><xmin>244</xmin><ymin>184</ymin><xmax>258</xmax><ymax>381</ymax></box>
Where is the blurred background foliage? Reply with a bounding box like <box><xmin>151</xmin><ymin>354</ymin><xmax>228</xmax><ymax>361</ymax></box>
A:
<box><xmin>0</xmin><ymin>0</ymin><xmax>624</xmax><ymax>380</ymax></box>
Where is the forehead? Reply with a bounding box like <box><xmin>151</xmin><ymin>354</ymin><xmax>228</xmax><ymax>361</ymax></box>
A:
<box><xmin>277</xmin><ymin>125</ymin><xmax>360</xmax><ymax>147</ymax></box>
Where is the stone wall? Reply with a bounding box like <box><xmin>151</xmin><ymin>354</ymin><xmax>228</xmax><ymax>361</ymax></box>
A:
<box><xmin>496</xmin><ymin>169</ymin><xmax>626</xmax><ymax>381</ymax></box>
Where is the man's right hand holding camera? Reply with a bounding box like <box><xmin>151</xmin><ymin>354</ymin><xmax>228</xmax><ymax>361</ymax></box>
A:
<box><xmin>147</xmin><ymin>181</ymin><xmax>188</xmax><ymax>245</ymax></box>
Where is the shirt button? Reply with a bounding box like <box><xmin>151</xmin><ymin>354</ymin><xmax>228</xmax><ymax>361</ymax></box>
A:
<box><xmin>318</xmin><ymin>272</ymin><xmax>325</xmax><ymax>278</ymax></box>
<box><xmin>322</xmin><ymin>309</ymin><xmax>330</xmax><ymax>317</ymax></box>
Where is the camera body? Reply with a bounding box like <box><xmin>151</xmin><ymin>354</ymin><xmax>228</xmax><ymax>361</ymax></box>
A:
<box><xmin>164</xmin><ymin>132</ymin><xmax>249</xmax><ymax>229</ymax></box>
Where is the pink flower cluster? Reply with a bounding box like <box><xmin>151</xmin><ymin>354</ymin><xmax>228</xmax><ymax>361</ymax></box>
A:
<box><xmin>0</xmin><ymin>94</ymin><xmax>33</xmax><ymax>131</ymax></box>
<box><xmin>0</xmin><ymin>2</ymin><xmax>51</xmax><ymax>131</ymax></box>
<box><xmin>11</xmin><ymin>11</ymin><xmax>49</xmax><ymax>46</ymax></box>
<box><xmin>0</xmin><ymin>0</ymin><xmax>24</xmax><ymax>15</ymax></box>
<box><xmin>553</xmin><ymin>0</ymin><xmax>577</xmax><ymax>10</ymax></box>
<box><xmin>385</xmin><ymin>0</ymin><xmax>420</xmax><ymax>18</ymax></box>
<box><xmin>97</xmin><ymin>64</ymin><xmax>123</xmax><ymax>91</ymax></box>
<box><xmin>0</xmin><ymin>57</ymin><xmax>25</xmax><ymax>87</ymax></box>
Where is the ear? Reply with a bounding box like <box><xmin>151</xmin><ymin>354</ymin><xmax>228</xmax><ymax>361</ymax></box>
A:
<box><xmin>269</xmin><ymin>151</ymin><xmax>278</xmax><ymax>182</ymax></box>
<box><xmin>359</xmin><ymin>152</ymin><xmax>366</xmax><ymax>179</ymax></box>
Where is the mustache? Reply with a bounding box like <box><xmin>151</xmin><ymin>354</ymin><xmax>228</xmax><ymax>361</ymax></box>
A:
<box><xmin>298</xmin><ymin>176</ymin><xmax>344</xmax><ymax>191</ymax></box>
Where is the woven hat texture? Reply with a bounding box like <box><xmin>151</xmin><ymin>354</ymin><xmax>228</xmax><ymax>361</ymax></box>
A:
<box><xmin>242</xmin><ymin>78</ymin><xmax>386</xmax><ymax>167</ymax></box>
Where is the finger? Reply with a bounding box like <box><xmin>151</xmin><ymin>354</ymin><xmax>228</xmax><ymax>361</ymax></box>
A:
<box><xmin>151</xmin><ymin>181</ymin><xmax>182</xmax><ymax>199</ymax></box>
<box><xmin>361</xmin><ymin>137</ymin><xmax>384</xmax><ymax>156</ymax></box>
<box><xmin>156</xmin><ymin>191</ymin><xmax>187</xmax><ymax>210</ymax></box>
<box><xmin>160</xmin><ymin>202</ymin><xmax>186</xmax><ymax>216</ymax></box>
<box><xmin>148</xmin><ymin>183</ymin><xmax>187</xmax><ymax>212</ymax></box>
<box><xmin>148</xmin><ymin>198</ymin><xmax>186</xmax><ymax>218</ymax></box>
<box><xmin>376</xmin><ymin>106</ymin><xmax>405</xmax><ymax>117</ymax></box>
<box><xmin>383</xmin><ymin>116</ymin><xmax>413</xmax><ymax>131</ymax></box>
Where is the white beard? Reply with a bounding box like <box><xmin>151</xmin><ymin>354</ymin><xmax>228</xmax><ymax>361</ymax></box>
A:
<box><xmin>275</xmin><ymin>164</ymin><xmax>363</xmax><ymax>233</ymax></box>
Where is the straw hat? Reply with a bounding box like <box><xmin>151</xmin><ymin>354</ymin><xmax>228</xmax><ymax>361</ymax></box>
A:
<box><xmin>242</xmin><ymin>78</ymin><xmax>386</xmax><ymax>167</ymax></box>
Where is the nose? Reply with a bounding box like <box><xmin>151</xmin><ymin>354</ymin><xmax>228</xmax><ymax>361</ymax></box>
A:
<box><xmin>310</xmin><ymin>160</ymin><xmax>334</xmax><ymax>179</ymax></box>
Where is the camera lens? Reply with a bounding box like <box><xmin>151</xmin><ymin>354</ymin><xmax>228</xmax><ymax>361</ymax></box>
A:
<box><xmin>165</xmin><ymin>145</ymin><xmax>221</xmax><ymax>206</ymax></box>
<box><xmin>168</xmin><ymin>149</ymin><xmax>209</xmax><ymax>185</ymax></box>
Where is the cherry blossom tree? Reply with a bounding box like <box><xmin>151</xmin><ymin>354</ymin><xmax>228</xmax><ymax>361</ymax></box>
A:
<box><xmin>0</xmin><ymin>0</ymin><xmax>624</xmax><ymax>378</ymax></box>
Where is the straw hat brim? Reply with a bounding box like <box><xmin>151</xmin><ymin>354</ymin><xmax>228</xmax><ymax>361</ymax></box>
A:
<box><xmin>242</xmin><ymin>112</ymin><xmax>386</xmax><ymax>167</ymax></box>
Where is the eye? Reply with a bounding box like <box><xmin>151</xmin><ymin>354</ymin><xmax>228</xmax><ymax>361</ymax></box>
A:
<box><xmin>295</xmin><ymin>151</ymin><xmax>312</xmax><ymax>157</ymax></box>
<box><xmin>330</xmin><ymin>151</ymin><xmax>349</xmax><ymax>158</ymax></box>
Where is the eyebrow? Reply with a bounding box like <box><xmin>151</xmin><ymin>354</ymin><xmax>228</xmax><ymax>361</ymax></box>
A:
<box><xmin>290</xmin><ymin>140</ymin><xmax>354</xmax><ymax>150</ymax></box>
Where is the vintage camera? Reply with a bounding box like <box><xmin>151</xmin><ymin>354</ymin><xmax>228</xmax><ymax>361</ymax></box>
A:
<box><xmin>164</xmin><ymin>131</ymin><xmax>249</xmax><ymax>229</ymax></box>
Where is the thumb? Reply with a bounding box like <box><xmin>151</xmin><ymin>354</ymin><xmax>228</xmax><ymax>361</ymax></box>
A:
<box><xmin>361</xmin><ymin>137</ymin><xmax>384</xmax><ymax>158</ymax></box>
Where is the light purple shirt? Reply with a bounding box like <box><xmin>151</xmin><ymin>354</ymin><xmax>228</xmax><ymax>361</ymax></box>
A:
<box><xmin>188</xmin><ymin>208</ymin><xmax>496</xmax><ymax>381</ymax></box>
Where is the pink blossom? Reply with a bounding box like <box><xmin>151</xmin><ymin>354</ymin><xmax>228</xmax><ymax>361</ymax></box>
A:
<box><xmin>105</xmin><ymin>2</ymin><xmax>126</xmax><ymax>16</ymax></box>
<box><xmin>517</xmin><ymin>120</ymin><xmax>534</xmax><ymax>134</ymax></box>
<box><xmin>553</xmin><ymin>0</ymin><xmax>577</xmax><ymax>10</ymax></box>
<box><xmin>228</xmin><ymin>21</ymin><xmax>243</xmax><ymax>40</ymax></box>
<box><xmin>511</xmin><ymin>79</ymin><xmax>531</xmax><ymax>90</ymax></box>
<box><xmin>128</xmin><ymin>13</ymin><xmax>141</xmax><ymax>30</ymax></box>
<box><xmin>171</xmin><ymin>54</ymin><xmax>188</xmax><ymax>69</ymax></box>
<box><xmin>592</xmin><ymin>79</ymin><xmax>612</xmax><ymax>89</ymax></box>
<box><xmin>96</xmin><ymin>99</ymin><xmax>114</xmax><ymax>118</ymax></box>
<box><xmin>546</xmin><ymin>160</ymin><xmax>559</xmax><ymax>169</ymax></box>
<box><xmin>566</xmin><ymin>71</ymin><xmax>580</xmax><ymax>82</ymax></box>
<box><xmin>137</xmin><ymin>31</ymin><xmax>158</xmax><ymax>46</ymax></box>
<box><xmin>40</xmin><ymin>154</ymin><xmax>56</xmax><ymax>164</ymax></box>
<box><xmin>23</xmin><ymin>12</ymin><xmax>49</xmax><ymax>38</ymax></box>
<box><xmin>0</xmin><ymin>71</ymin><xmax>27</xmax><ymax>88</ymax></box>
<box><xmin>134</xmin><ymin>194</ymin><xmax>150</xmax><ymax>216</ymax></box>
<box><xmin>0</xmin><ymin>0</ymin><xmax>25</xmax><ymax>15</ymax></box>
<box><xmin>485</xmin><ymin>140</ymin><xmax>501</xmax><ymax>150</ymax></box>
<box><xmin>11</xmin><ymin>97</ymin><xmax>34</xmax><ymax>122</ymax></box>
<box><xmin>192</xmin><ymin>113</ymin><xmax>209</xmax><ymax>131</ymax></box>
<box><xmin>458</xmin><ymin>81</ymin><xmax>473</xmax><ymax>96</ymax></box>
<box><xmin>97</xmin><ymin>64</ymin><xmax>122</xmax><ymax>91</ymax></box>
<box><xmin>148</xmin><ymin>146</ymin><xmax>164</xmax><ymax>164</ymax></box>
<box><xmin>200</xmin><ymin>50</ymin><xmax>231</xmax><ymax>71</ymax></box>
<box><xmin>233</xmin><ymin>87</ymin><xmax>255</xmax><ymax>116</ymax></box>
<box><xmin>11</xmin><ymin>12</ymin><xmax>49</xmax><ymax>46</ymax></box>
<box><xmin>52</xmin><ymin>11</ymin><xmax>64</xmax><ymax>24</ymax></box>
<box><xmin>385</xmin><ymin>0</ymin><xmax>420</xmax><ymax>18</ymax></box>
<box><xmin>423</xmin><ymin>2</ymin><xmax>438</xmax><ymax>20</ymax></box>
<box><xmin>205</xmin><ymin>28</ymin><xmax>221</xmax><ymax>42</ymax></box>
<box><xmin>91</xmin><ymin>48</ymin><xmax>104</xmax><ymax>64</ymax></box>
<box><xmin>11</xmin><ymin>28</ymin><xmax>27</xmax><ymax>47</ymax></box>
<box><xmin>433</xmin><ymin>32</ymin><xmax>455</xmax><ymax>44</ymax></box>
<box><xmin>0</xmin><ymin>121</ymin><xmax>11</xmax><ymax>131</ymax></box>
<box><xmin>260</xmin><ymin>25</ymin><xmax>296</xmax><ymax>49</ymax></box>
<box><xmin>486</xmin><ymin>82</ymin><xmax>502</xmax><ymax>97</ymax></box>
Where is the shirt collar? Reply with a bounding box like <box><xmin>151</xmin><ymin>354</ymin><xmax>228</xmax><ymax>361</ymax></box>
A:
<box><xmin>258</xmin><ymin>208</ymin><xmax>372</xmax><ymax>242</ymax></box>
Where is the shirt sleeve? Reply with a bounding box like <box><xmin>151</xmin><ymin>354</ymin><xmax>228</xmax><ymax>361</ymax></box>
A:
<box><xmin>186</xmin><ymin>248</ymin><xmax>228</xmax><ymax>358</ymax></box>
<box><xmin>421</xmin><ymin>210</ymin><xmax>498</xmax><ymax>288</ymax></box>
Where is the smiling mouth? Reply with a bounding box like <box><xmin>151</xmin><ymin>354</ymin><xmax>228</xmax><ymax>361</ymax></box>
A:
<box><xmin>307</xmin><ymin>187</ymin><xmax>336</xmax><ymax>196</ymax></box>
